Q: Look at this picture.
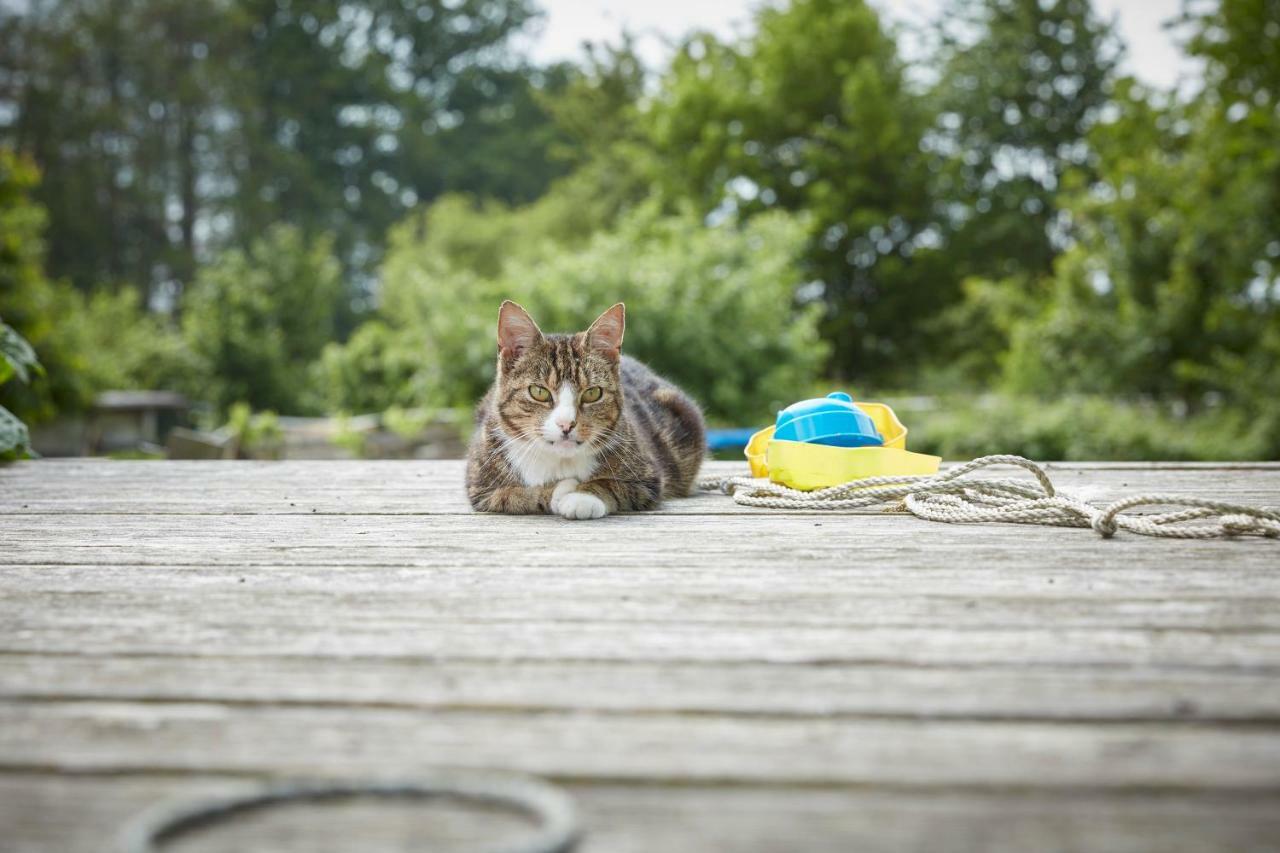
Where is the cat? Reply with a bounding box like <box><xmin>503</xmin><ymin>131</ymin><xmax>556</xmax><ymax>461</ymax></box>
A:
<box><xmin>466</xmin><ymin>301</ymin><xmax>705</xmax><ymax>519</ymax></box>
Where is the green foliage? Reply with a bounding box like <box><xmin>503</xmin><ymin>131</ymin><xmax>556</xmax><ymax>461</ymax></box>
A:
<box><xmin>1</xmin><ymin>0</ymin><xmax>566</xmax><ymax>303</ymax></box>
<box><xmin>930</xmin><ymin>0</ymin><xmax>1121</xmax><ymax>280</ymax></box>
<box><xmin>64</xmin><ymin>288</ymin><xmax>196</xmax><ymax>396</ymax></box>
<box><xmin>902</xmin><ymin>395</ymin><xmax>1263</xmax><ymax>462</ymax></box>
<box><xmin>309</xmin><ymin>321</ymin><xmax>426</xmax><ymax>415</ymax></box>
<box><xmin>0</xmin><ymin>314</ymin><xmax>40</xmax><ymax>461</ymax></box>
<box><xmin>1184</xmin><ymin>0</ymin><xmax>1280</xmax><ymax>102</ymax></box>
<box><xmin>182</xmin><ymin>225</ymin><xmax>343</xmax><ymax>416</ymax></box>
<box><xmin>223</xmin><ymin>402</ymin><xmax>283</xmax><ymax>459</ymax></box>
<box><xmin>330</xmin><ymin>413</ymin><xmax>370</xmax><ymax>458</ymax></box>
<box><xmin>9</xmin><ymin>282</ymin><xmax>194</xmax><ymax>423</ymax></box>
<box><xmin>1001</xmin><ymin>73</ymin><xmax>1279</xmax><ymax>437</ymax></box>
<box><xmin>357</xmin><ymin>202</ymin><xmax>827</xmax><ymax>424</ymax></box>
<box><xmin>648</xmin><ymin>0</ymin><xmax>939</xmax><ymax>377</ymax></box>
<box><xmin>0</xmin><ymin>149</ymin><xmax>105</xmax><ymax>454</ymax></box>
<box><xmin>382</xmin><ymin>406</ymin><xmax>437</xmax><ymax>442</ymax></box>
<box><xmin>2</xmin><ymin>148</ymin><xmax>194</xmax><ymax>427</ymax></box>
<box><xmin>0</xmin><ymin>149</ymin><xmax>57</xmax><ymax>430</ymax></box>
<box><xmin>0</xmin><ymin>403</ymin><xmax>32</xmax><ymax>461</ymax></box>
<box><xmin>0</xmin><ymin>319</ymin><xmax>42</xmax><ymax>460</ymax></box>
<box><xmin>0</xmin><ymin>321</ymin><xmax>41</xmax><ymax>386</ymax></box>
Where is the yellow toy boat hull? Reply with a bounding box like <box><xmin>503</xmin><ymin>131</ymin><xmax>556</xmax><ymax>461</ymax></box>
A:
<box><xmin>745</xmin><ymin>401</ymin><xmax>941</xmax><ymax>490</ymax></box>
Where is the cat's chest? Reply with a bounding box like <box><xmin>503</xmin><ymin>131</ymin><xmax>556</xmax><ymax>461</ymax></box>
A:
<box><xmin>510</xmin><ymin>445</ymin><xmax>598</xmax><ymax>486</ymax></box>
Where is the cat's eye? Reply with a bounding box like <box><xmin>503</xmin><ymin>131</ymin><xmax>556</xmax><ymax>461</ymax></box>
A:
<box><xmin>580</xmin><ymin>386</ymin><xmax>603</xmax><ymax>403</ymax></box>
<box><xmin>528</xmin><ymin>384</ymin><xmax>551</xmax><ymax>402</ymax></box>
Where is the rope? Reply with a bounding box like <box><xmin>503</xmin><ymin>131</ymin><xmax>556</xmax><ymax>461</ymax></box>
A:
<box><xmin>699</xmin><ymin>454</ymin><xmax>1280</xmax><ymax>540</ymax></box>
<box><xmin>119</xmin><ymin>774</ymin><xmax>581</xmax><ymax>853</ymax></box>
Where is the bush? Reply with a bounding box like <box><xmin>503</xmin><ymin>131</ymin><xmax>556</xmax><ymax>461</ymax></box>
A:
<box><xmin>897</xmin><ymin>394</ymin><xmax>1264</xmax><ymax>462</ymax></box>
<box><xmin>367</xmin><ymin>202</ymin><xmax>828</xmax><ymax>424</ymax></box>
<box><xmin>222</xmin><ymin>402</ymin><xmax>283</xmax><ymax>459</ymax></box>
<box><xmin>4</xmin><ymin>280</ymin><xmax>200</xmax><ymax>427</ymax></box>
<box><xmin>309</xmin><ymin>321</ymin><xmax>427</xmax><ymax>415</ymax></box>
<box><xmin>182</xmin><ymin>225</ymin><xmax>343</xmax><ymax>416</ymax></box>
<box><xmin>66</xmin><ymin>288</ymin><xmax>196</xmax><ymax>394</ymax></box>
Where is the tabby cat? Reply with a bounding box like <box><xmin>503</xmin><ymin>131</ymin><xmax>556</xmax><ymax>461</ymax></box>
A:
<box><xmin>466</xmin><ymin>301</ymin><xmax>705</xmax><ymax>519</ymax></box>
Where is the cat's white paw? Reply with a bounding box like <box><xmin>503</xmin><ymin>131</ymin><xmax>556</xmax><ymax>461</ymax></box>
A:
<box><xmin>550</xmin><ymin>478</ymin><xmax>580</xmax><ymax>514</ymax></box>
<box><xmin>557</xmin><ymin>491</ymin><xmax>608</xmax><ymax>520</ymax></box>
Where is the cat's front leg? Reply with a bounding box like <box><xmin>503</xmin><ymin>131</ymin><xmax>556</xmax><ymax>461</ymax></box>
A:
<box><xmin>550</xmin><ymin>478</ymin><xmax>584</xmax><ymax>514</ymax></box>
<box><xmin>555</xmin><ymin>476</ymin><xmax>661</xmax><ymax>520</ymax></box>
<box><xmin>551</xmin><ymin>477</ymin><xmax>608</xmax><ymax>520</ymax></box>
<box><xmin>468</xmin><ymin>482</ymin><xmax>557</xmax><ymax>514</ymax></box>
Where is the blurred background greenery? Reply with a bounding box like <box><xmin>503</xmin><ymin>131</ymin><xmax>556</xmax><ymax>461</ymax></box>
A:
<box><xmin>1</xmin><ymin>0</ymin><xmax>1277</xmax><ymax>461</ymax></box>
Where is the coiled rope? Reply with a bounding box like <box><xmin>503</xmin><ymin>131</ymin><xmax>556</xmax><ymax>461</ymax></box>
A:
<box><xmin>698</xmin><ymin>454</ymin><xmax>1280</xmax><ymax>540</ymax></box>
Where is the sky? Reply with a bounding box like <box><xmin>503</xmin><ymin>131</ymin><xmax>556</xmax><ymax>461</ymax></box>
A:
<box><xmin>525</xmin><ymin>0</ymin><xmax>1199</xmax><ymax>91</ymax></box>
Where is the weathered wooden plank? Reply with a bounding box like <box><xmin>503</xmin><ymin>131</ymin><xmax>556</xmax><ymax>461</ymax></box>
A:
<box><xmin>4</xmin><ymin>512</ymin><xmax>1278</xmax><ymax>581</ymax></box>
<box><xmin>6</xmin><ymin>554</ymin><xmax>1280</xmax><ymax>597</ymax></box>
<box><xmin>6</xmin><ymin>584</ymin><xmax>1280</xmax><ymax>635</ymax></box>
<box><xmin>3</xmin><ymin>699</ymin><xmax>1280</xmax><ymax>789</ymax></box>
<box><xmin>10</xmin><ymin>569</ymin><xmax>1280</xmax><ymax>629</ymax></box>
<box><xmin>5</xmin><ymin>654</ymin><xmax>1279</xmax><ymax>722</ymax></box>
<box><xmin>6</xmin><ymin>601</ymin><xmax>1280</xmax><ymax>668</ymax></box>
<box><xmin>3</xmin><ymin>459</ymin><xmax>1279</xmax><ymax>515</ymax></box>
<box><xmin>7</xmin><ymin>561</ymin><xmax>1278</xmax><ymax>613</ymax></box>
<box><xmin>10</xmin><ymin>579</ymin><xmax>1280</xmax><ymax>632</ymax></box>
<box><xmin>5</xmin><ymin>772</ymin><xmax>1280</xmax><ymax>853</ymax></box>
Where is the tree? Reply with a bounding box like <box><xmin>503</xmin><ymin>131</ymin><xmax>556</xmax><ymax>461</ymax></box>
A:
<box><xmin>0</xmin><ymin>0</ymin><xmax>568</xmax><ymax>310</ymax></box>
<box><xmin>1183</xmin><ymin>0</ymin><xmax>1280</xmax><ymax>102</ymax></box>
<box><xmin>1000</xmin><ymin>0</ymin><xmax>1280</xmax><ymax>452</ymax></box>
<box><xmin>228</xmin><ymin>0</ymin><xmax>569</xmax><ymax>303</ymax></box>
<box><xmin>531</xmin><ymin>39</ymin><xmax>657</xmax><ymax>239</ymax></box>
<box><xmin>646</xmin><ymin>0</ymin><xmax>940</xmax><ymax>380</ymax></box>
<box><xmin>0</xmin><ymin>0</ymin><xmax>240</xmax><ymax>301</ymax></box>
<box><xmin>929</xmin><ymin>0</ymin><xmax>1121</xmax><ymax>282</ymax></box>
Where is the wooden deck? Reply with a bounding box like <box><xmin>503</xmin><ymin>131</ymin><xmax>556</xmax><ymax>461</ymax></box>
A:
<box><xmin>2</xmin><ymin>459</ymin><xmax>1280</xmax><ymax>852</ymax></box>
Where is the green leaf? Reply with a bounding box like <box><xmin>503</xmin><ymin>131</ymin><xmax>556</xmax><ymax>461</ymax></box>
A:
<box><xmin>0</xmin><ymin>404</ymin><xmax>32</xmax><ymax>461</ymax></box>
<box><xmin>0</xmin><ymin>322</ymin><xmax>43</xmax><ymax>385</ymax></box>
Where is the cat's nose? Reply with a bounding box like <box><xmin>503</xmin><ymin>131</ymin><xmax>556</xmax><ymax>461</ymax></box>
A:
<box><xmin>556</xmin><ymin>418</ymin><xmax>576</xmax><ymax>436</ymax></box>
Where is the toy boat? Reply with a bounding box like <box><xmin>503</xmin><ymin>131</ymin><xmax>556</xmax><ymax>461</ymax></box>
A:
<box><xmin>745</xmin><ymin>392</ymin><xmax>941</xmax><ymax>490</ymax></box>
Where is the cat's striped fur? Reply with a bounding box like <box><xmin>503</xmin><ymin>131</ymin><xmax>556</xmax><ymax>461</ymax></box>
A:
<box><xmin>466</xmin><ymin>301</ymin><xmax>705</xmax><ymax>519</ymax></box>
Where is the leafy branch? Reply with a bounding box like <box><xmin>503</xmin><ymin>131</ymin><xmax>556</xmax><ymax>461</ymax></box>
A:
<box><xmin>0</xmin><ymin>317</ymin><xmax>43</xmax><ymax>461</ymax></box>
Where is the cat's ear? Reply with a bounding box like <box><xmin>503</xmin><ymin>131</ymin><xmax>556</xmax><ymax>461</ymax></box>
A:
<box><xmin>497</xmin><ymin>300</ymin><xmax>544</xmax><ymax>361</ymax></box>
<box><xmin>585</xmin><ymin>303</ymin><xmax>625</xmax><ymax>362</ymax></box>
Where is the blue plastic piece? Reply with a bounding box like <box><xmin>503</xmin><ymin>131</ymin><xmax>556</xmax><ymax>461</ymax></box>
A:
<box><xmin>774</xmin><ymin>391</ymin><xmax>884</xmax><ymax>448</ymax></box>
<box><xmin>705</xmin><ymin>427</ymin><xmax>758</xmax><ymax>451</ymax></box>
